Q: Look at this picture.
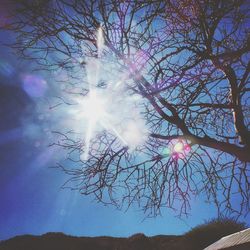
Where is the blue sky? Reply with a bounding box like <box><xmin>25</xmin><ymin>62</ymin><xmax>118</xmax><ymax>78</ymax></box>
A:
<box><xmin>0</xmin><ymin>130</ymin><xmax>219</xmax><ymax>240</ymax></box>
<box><xmin>0</xmin><ymin>11</ymin><xmax>249</xmax><ymax>241</ymax></box>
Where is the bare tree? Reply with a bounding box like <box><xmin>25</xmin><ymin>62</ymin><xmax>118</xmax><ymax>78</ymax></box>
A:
<box><xmin>4</xmin><ymin>0</ymin><xmax>250</xmax><ymax>217</ymax></box>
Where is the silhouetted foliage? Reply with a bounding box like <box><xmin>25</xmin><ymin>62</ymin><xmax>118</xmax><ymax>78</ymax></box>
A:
<box><xmin>0</xmin><ymin>218</ymin><xmax>248</xmax><ymax>250</ymax></box>
<box><xmin>183</xmin><ymin>217</ymin><xmax>247</xmax><ymax>250</ymax></box>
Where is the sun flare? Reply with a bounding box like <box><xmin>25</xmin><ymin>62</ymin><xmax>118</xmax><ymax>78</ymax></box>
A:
<box><xmin>81</xmin><ymin>90</ymin><xmax>107</xmax><ymax>123</ymax></box>
<box><xmin>66</xmin><ymin>27</ymin><xmax>148</xmax><ymax>161</ymax></box>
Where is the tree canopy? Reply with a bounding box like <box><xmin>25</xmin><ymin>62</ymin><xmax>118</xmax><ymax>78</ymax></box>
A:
<box><xmin>4</xmin><ymin>0</ymin><xmax>250</xmax><ymax>217</ymax></box>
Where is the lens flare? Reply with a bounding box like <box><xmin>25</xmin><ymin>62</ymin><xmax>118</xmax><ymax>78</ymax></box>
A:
<box><xmin>173</xmin><ymin>142</ymin><xmax>184</xmax><ymax>153</ymax></box>
<box><xmin>162</xmin><ymin>140</ymin><xmax>191</xmax><ymax>160</ymax></box>
<box><xmin>162</xmin><ymin>147</ymin><xmax>171</xmax><ymax>157</ymax></box>
<box><xmin>21</xmin><ymin>74</ymin><xmax>47</xmax><ymax>98</ymax></box>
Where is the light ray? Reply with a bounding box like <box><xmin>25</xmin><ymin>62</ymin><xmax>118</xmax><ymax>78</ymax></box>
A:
<box><xmin>97</xmin><ymin>26</ymin><xmax>104</xmax><ymax>58</ymax></box>
<box><xmin>100</xmin><ymin>120</ymin><xmax>128</xmax><ymax>146</ymax></box>
<box><xmin>82</xmin><ymin>119</ymin><xmax>94</xmax><ymax>161</ymax></box>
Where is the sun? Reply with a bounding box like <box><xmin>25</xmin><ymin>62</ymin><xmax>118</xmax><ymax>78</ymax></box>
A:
<box><xmin>76</xmin><ymin>89</ymin><xmax>109</xmax><ymax>161</ymax></box>
<box><xmin>68</xmin><ymin>27</ymin><xmax>148</xmax><ymax>161</ymax></box>
<box><xmin>81</xmin><ymin>90</ymin><xmax>107</xmax><ymax>123</ymax></box>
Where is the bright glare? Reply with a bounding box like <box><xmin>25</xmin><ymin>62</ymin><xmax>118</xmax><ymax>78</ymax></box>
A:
<box><xmin>73</xmin><ymin>81</ymin><xmax>148</xmax><ymax>160</ymax></box>
<box><xmin>173</xmin><ymin>142</ymin><xmax>184</xmax><ymax>153</ymax></box>
<box><xmin>78</xmin><ymin>90</ymin><xmax>109</xmax><ymax>160</ymax></box>
<box><xmin>49</xmin><ymin>27</ymin><xmax>149</xmax><ymax>161</ymax></box>
<box><xmin>122</xmin><ymin>120</ymin><xmax>146</xmax><ymax>149</ymax></box>
<box><xmin>82</xmin><ymin>90</ymin><xmax>107</xmax><ymax>122</ymax></box>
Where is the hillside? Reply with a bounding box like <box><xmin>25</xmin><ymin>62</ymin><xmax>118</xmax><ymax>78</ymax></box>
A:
<box><xmin>0</xmin><ymin>218</ymin><xmax>247</xmax><ymax>250</ymax></box>
<box><xmin>0</xmin><ymin>233</ymin><xmax>182</xmax><ymax>250</ymax></box>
